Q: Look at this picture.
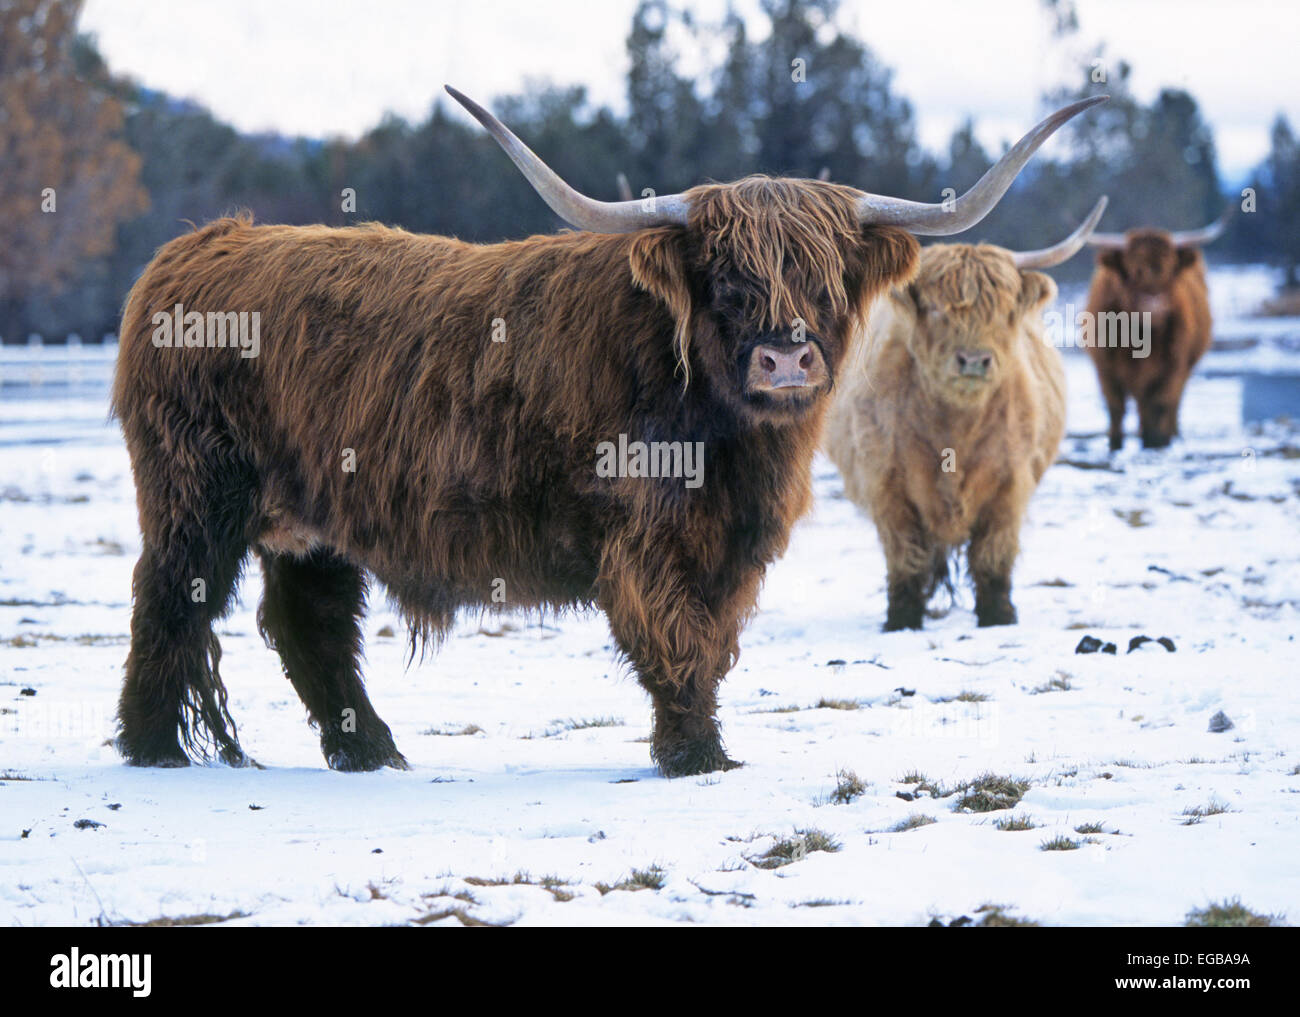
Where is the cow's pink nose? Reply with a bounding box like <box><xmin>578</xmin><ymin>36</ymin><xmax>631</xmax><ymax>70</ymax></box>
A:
<box><xmin>745</xmin><ymin>342</ymin><xmax>828</xmax><ymax>396</ymax></box>
<box><xmin>755</xmin><ymin>345</ymin><xmax>815</xmax><ymax>388</ymax></box>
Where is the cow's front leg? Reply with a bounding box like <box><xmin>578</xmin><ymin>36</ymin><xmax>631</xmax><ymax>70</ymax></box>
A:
<box><xmin>884</xmin><ymin>569</ymin><xmax>928</xmax><ymax>631</ymax></box>
<box><xmin>643</xmin><ymin>670</ymin><xmax>740</xmax><ymax>778</ymax></box>
<box><xmin>1099</xmin><ymin>372</ymin><xmax>1128</xmax><ymax>452</ymax></box>
<box><xmin>969</xmin><ymin>490</ymin><xmax>1024</xmax><ymax>627</ymax></box>
<box><xmin>1137</xmin><ymin>370</ymin><xmax>1190</xmax><ymax>450</ymax></box>
<box><xmin>598</xmin><ymin>544</ymin><xmax>746</xmax><ymax>778</ymax></box>
<box><xmin>877</xmin><ymin>499</ymin><xmax>931</xmax><ymax>631</ymax></box>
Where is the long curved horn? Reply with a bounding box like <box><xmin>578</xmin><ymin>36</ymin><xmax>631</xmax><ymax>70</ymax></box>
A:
<box><xmin>1170</xmin><ymin>205</ymin><xmax>1234</xmax><ymax>248</ymax></box>
<box><xmin>445</xmin><ymin>86</ymin><xmax>690</xmax><ymax>232</ymax></box>
<box><xmin>1011</xmin><ymin>196</ymin><xmax>1108</xmax><ymax>269</ymax></box>
<box><xmin>1086</xmin><ymin>228</ymin><xmax>1129</xmax><ymax>250</ymax></box>
<box><xmin>1089</xmin><ymin>204</ymin><xmax>1237</xmax><ymax>250</ymax></box>
<box><xmin>855</xmin><ymin>95</ymin><xmax>1108</xmax><ymax>235</ymax></box>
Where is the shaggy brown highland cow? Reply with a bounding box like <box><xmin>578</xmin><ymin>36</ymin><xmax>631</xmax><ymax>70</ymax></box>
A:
<box><xmin>111</xmin><ymin>88</ymin><xmax>1102</xmax><ymax>775</ymax></box>
<box><xmin>825</xmin><ymin>199</ymin><xmax>1108</xmax><ymax>630</ymax></box>
<box><xmin>1084</xmin><ymin>209</ymin><xmax>1231</xmax><ymax>449</ymax></box>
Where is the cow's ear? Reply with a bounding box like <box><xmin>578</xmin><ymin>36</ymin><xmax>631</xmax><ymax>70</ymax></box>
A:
<box><xmin>629</xmin><ymin>228</ymin><xmax>691</xmax><ymax>319</ymax></box>
<box><xmin>629</xmin><ymin>228</ymin><xmax>693</xmax><ymax>369</ymax></box>
<box><xmin>1175</xmin><ymin>247</ymin><xmax>1202</xmax><ymax>273</ymax></box>
<box><xmin>1098</xmin><ymin>250</ymin><xmax>1126</xmax><ymax>277</ymax></box>
<box><xmin>852</xmin><ymin>226</ymin><xmax>921</xmax><ymax>319</ymax></box>
<box><xmin>1017</xmin><ymin>270</ymin><xmax>1057</xmax><ymax>316</ymax></box>
<box><xmin>888</xmin><ymin>281</ymin><xmax>922</xmax><ymax>318</ymax></box>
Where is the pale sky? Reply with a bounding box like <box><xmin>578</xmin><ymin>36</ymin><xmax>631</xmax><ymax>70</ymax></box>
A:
<box><xmin>79</xmin><ymin>0</ymin><xmax>1299</xmax><ymax>181</ymax></box>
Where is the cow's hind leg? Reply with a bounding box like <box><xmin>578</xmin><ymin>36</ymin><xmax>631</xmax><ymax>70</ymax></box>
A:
<box><xmin>118</xmin><ymin>460</ymin><xmax>252</xmax><ymax>767</ymax></box>
<box><xmin>257</xmin><ymin>549</ymin><xmax>407</xmax><ymax>771</ymax></box>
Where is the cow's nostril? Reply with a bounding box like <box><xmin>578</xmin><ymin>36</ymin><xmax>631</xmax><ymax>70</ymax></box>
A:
<box><xmin>956</xmin><ymin>349</ymin><xmax>992</xmax><ymax>377</ymax></box>
<box><xmin>762</xmin><ymin>354</ymin><xmax>777</xmax><ymax>373</ymax></box>
<box><xmin>798</xmin><ymin>349</ymin><xmax>812</xmax><ymax>369</ymax></box>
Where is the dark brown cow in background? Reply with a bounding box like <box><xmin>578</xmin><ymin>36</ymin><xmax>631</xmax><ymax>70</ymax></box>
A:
<box><xmin>1084</xmin><ymin>209</ymin><xmax>1231</xmax><ymax>449</ymax></box>
<box><xmin>111</xmin><ymin>86</ymin><xmax>1102</xmax><ymax>777</ymax></box>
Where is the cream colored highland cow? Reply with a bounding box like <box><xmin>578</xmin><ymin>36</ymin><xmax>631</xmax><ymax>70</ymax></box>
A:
<box><xmin>825</xmin><ymin>199</ymin><xmax>1106</xmax><ymax>630</ymax></box>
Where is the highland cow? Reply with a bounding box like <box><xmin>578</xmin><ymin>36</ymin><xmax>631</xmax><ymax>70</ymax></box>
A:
<box><xmin>825</xmin><ymin>199</ymin><xmax>1108</xmax><ymax>630</ymax></box>
<box><xmin>111</xmin><ymin>88</ymin><xmax>1102</xmax><ymax>776</ymax></box>
<box><xmin>1084</xmin><ymin>210</ymin><xmax>1231</xmax><ymax>449</ymax></box>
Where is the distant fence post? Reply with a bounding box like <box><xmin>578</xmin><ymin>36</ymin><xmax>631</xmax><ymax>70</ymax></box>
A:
<box><xmin>27</xmin><ymin>333</ymin><xmax>42</xmax><ymax>387</ymax></box>
<box><xmin>0</xmin><ymin>332</ymin><xmax>116</xmax><ymax>393</ymax></box>
<box><xmin>67</xmin><ymin>333</ymin><xmax>82</xmax><ymax>383</ymax></box>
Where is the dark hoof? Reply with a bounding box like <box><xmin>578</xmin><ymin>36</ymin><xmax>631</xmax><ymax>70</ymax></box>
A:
<box><xmin>653</xmin><ymin>739</ymin><xmax>742</xmax><ymax>778</ymax></box>
<box><xmin>327</xmin><ymin>750</ymin><xmax>410</xmax><ymax>772</ymax></box>
<box><xmin>324</xmin><ymin>733</ymin><xmax>409</xmax><ymax>772</ymax></box>
<box><xmin>122</xmin><ymin>750</ymin><xmax>191</xmax><ymax>768</ymax></box>
<box><xmin>116</xmin><ymin>743</ymin><xmax>189</xmax><ymax>769</ymax></box>
<box><xmin>116</xmin><ymin>734</ymin><xmax>190</xmax><ymax>768</ymax></box>
<box><xmin>884</xmin><ymin>591</ymin><xmax>926</xmax><ymax>632</ymax></box>
<box><xmin>321</xmin><ymin>712</ymin><xmax>408</xmax><ymax>771</ymax></box>
<box><xmin>218</xmin><ymin>744</ymin><xmax>256</xmax><ymax>768</ymax></box>
<box><xmin>977</xmin><ymin>607</ymin><xmax>1018</xmax><ymax>627</ymax></box>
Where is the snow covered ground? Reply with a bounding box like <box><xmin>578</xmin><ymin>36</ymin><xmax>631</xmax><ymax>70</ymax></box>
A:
<box><xmin>3</xmin><ymin>270</ymin><xmax>1299</xmax><ymax>927</ymax></box>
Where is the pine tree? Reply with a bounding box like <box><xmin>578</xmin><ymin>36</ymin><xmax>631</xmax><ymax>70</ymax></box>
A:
<box><xmin>0</xmin><ymin>0</ymin><xmax>146</xmax><ymax>337</ymax></box>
